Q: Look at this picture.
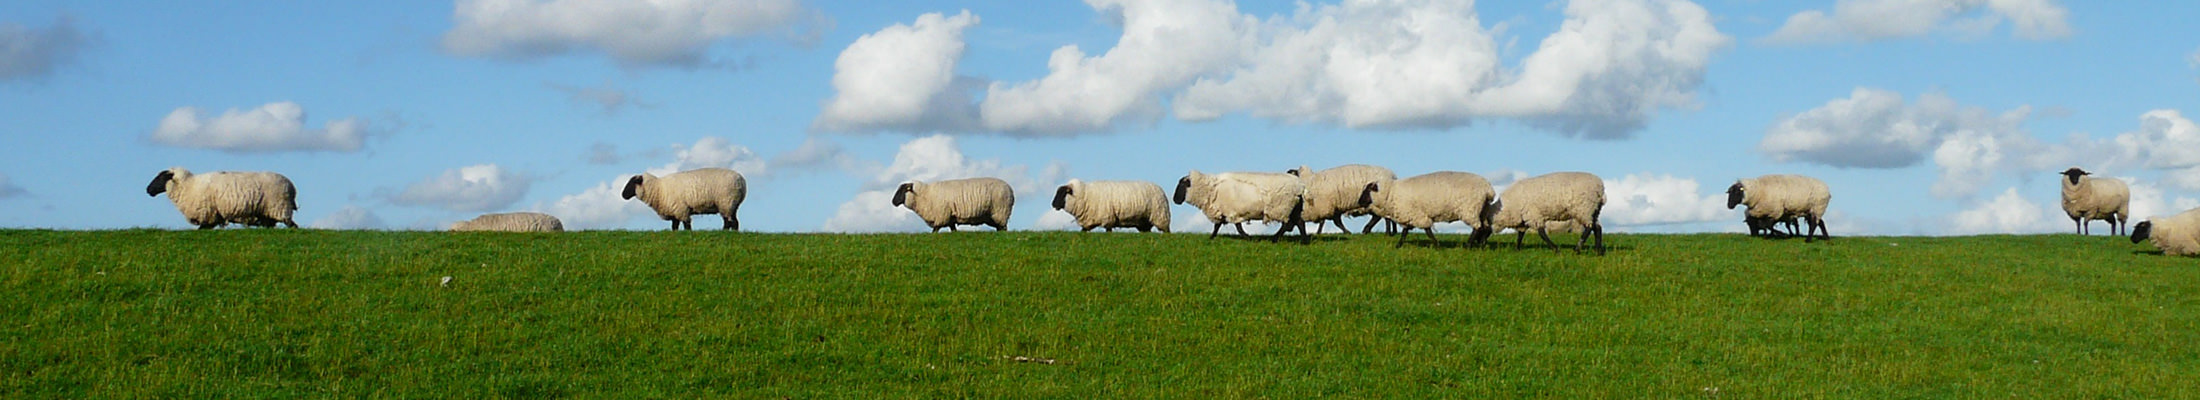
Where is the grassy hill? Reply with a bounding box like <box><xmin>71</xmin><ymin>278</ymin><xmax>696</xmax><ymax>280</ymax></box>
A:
<box><xmin>2</xmin><ymin>229</ymin><xmax>2196</xmax><ymax>397</ymax></box>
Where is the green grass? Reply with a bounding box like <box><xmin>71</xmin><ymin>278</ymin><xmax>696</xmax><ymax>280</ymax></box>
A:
<box><xmin>2</xmin><ymin>229</ymin><xmax>2196</xmax><ymax>397</ymax></box>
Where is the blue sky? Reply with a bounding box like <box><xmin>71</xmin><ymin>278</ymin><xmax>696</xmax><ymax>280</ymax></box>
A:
<box><xmin>2</xmin><ymin>0</ymin><xmax>2196</xmax><ymax>234</ymax></box>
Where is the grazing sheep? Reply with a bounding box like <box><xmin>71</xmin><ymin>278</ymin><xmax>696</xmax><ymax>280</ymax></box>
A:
<box><xmin>1356</xmin><ymin>171</ymin><xmax>1496</xmax><ymax>248</ymax></box>
<box><xmin>894</xmin><ymin>177</ymin><xmax>1015</xmax><ymax>232</ymax></box>
<box><xmin>1052</xmin><ymin>179</ymin><xmax>1170</xmax><ymax>233</ymax></box>
<box><xmin>450</xmin><ymin>212</ymin><xmax>564</xmax><ymax>232</ymax></box>
<box><xmin>622</xmin><ymin>168</ymin><xmax>747</xmax><ymax>231</ymax></box>
<box><xmin>2132</xmin><ymin>208</ymin><xmax>2200</xmax><ymax>256</ymax></box>
<box><xmin>1744</xmin><ymin>215</ymin><xmax>1801</xmax><ymax>237</ymax></box>
<box><xmin>145</xmin><ymin>167</ymin><xmax>298</xmax><ymax>229</ymax></box>
<box><xmin>2059</xmin><ymin>167</ymin><xmax>2130</xmax><ymax>236</ymax></box>
<box><xmin>1174</xmin><ymin>170</ymin><xmax>1310</xmax><ymax>243</ymax></box>
<box><xmin>1288</xmin><ymin>164</ymin><xmax>1396</xmax><ymax>234</ymax></box>
<box><xmin>1488</xmin><ymin>172</ymin><xmax>1606</xmax><ymax>254</ymax></box>
<box><xmin>1726</xmin><ymin>174</ymin><xmax>1832</xmax><ymax>241</ymax></box>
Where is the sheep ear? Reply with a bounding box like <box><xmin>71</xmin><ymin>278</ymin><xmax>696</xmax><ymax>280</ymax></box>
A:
<box><xmin>1052</xmin><ymin>185</ymin><xmax>1072</xmax><ymax>210</ymax></box>
<box><xmin>147</xmin><ymin>170</ymin><xmax>174</xmax><ymax>196</ymax></box>
<box><xmin>1173</xmin><ymin>177</ymin><xmax>1191</xmax><ymax>204</ymax></box>
<box><xmin>621</xmin><ymin>175</ymin><xmax>645</xmax><ymax>200</ymax></box>
<box><xmin>892</xmin><ymin>183</ymin><xmax>914</xmax><ymax>206</ymax></box>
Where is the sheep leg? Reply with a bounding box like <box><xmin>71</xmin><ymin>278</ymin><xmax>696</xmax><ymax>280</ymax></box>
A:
<box><xmin>949</xmin><ymin>225</ymin><xmax>959</xmax><ymax>232</ymax></box>
<box><xmin>1331</xmin><ymin>217</ymin><xmax>1351</xmax><ymax>234</ymax></box>
<box><xmin>1425</xmin><ymin>228</ymin><xmax>1441</xmax><ymax>248</ymax></box>
<box><xmin>669</xmin><ymin>220</ymin><xmax>680</xmax><ymax>231</ymax></box>
<box><xmin>991</xmin><ymin>221</ymin><xmax>1007</xmax><ymax>231</ymax></box>
<box><xmin>1573</xmin><ymin>223</ymin><xmax>1590</xmax><ymax>254</ymax></box>
<box><xmin>724</xmin><ymin>214</ymin><xmax>738</xmax><ymax>231</ymax></box>
<box><xmin>1592</xmin><ymin>223</ymin><xmax>1605</xmax><ymax>255</ymax></box>
<box><xmin>1361</xmin><ymin>217</ymin><xmax>1382</xmax><ymax>234</ymax></box>
<box><xmin>1209</xmin><ymin>223</ymin><xmax>1223</xmax><ymax>239</ymax></box>
<box><xmin>1234</xmin><ymin>223</ymin><xmax>1250</xmax><ymax>236</ymax></box>
<box><xmin>2073</xmin><ymin>217</ymin><xmax>2085</xmax><ymax>235</ymax></box>
<box><xmin>1395</xmin><ymin>226</ymin><xmax>1411</xmax><ymax>248</ymax></box>
<box><xmin>1514</xmin><ymin>230</ymin><xmax>1526</xmax><ymax>249</ymax></box>
<box><xmin>1537</xmin><ymin>226</ymin><xmax>1560</xmax><ymax>253</ymax></box>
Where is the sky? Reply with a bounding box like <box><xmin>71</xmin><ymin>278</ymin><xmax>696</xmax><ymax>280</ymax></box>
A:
<box><xmin>1</xmin><ymin>0</ymin><xmax>2196</xmax><ymax>235</ymax></box>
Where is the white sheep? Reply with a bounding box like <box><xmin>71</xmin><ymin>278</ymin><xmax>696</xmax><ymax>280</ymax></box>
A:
<box><xmin>1174</xmin><ymin>170</ymin><xmax>1310</xmax><ymax>242</ymax></box>
<box><xmin>2059</xmin><ymin>167</ymin><xmax>2130</xmax><ymax>236</ymax></box>
<box><xmin>145</xmin><ymin>167</ymin><xmax>299</xmax><ymax>229</ymax></box>
<box><xmin>1288</xmin><ymin>164</ymin><xmax>1396</xmax><ymax>234</ymax></box>
<box><xmin>893</xmin><ymin>177</ymin><xmax>1015</xmax><ymax>232</ymax></box>
<box><xmin>1726</xmin><ymin>174</ymin><xmax>1832</xmax><ymax>241</ymax></box>
<box><xmin>2132</xmin><ymin>207</ymin><xmax>2200</xmax><ymax>256</ymax></box>
<box><xmin>1488</xmin><ymin>171</ymin><xmax>1606</xmax><ymax>254</ymax></box>
<box><xmin>1052</xmin><ymin>179</ymin><xmax>1171</xmax><ymax>233</ymax></box>
<box><xmin>621</xmin><ymin>168</ymin><xmax>747</xmax><ymax>231</ymax></box>
<box><xmin>1357</xmin><ymin>171</ymin><xmax>1496</xmax><ymax>248</ymax></box>
<box><xmin>450</xmin><ymin>212</ymin><xmax>564</xmax><ymax>232</ymax></box>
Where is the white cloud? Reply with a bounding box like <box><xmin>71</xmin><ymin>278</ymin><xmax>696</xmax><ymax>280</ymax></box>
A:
<box><xmin>821</xmin><ymin>0</ymin><xmax>1724</xmax><ymax>138</ymax></box>
<box><xmin>1177</xmin><ymin>0</ymin><xmax>1729</xmax><ymax>138</ymax></box>
<box><xmin>1030</xmin><ymin>210</ymin><xmax>1080</xmax><ymax>231</ymax></box>
<box><xmin>770</xmin><ymin>137</ymin><xmax>868</xmax><ymax>175</ymax></box>
<box><xmin>547</xmin><ymin>81</ymin><xmax>647</xmax><ymax>114</ymax></box>
<box><xmin>1</xmin><ymin>17</ymin><xmax>91</xmax><ymax>81</ymax></box>
<box><xmin>1948</xmin><ymin>187</ymin><xmax>2054</xmax><ymax>235</ymax></box>
<box><xmin>2106</xmin><ymin>110</ymin><xmax>2200</xmax><ymax>190</ymax></box>
<box><xmin>813</xmin><ymin>11</ymin><xmax>983</xmax><ymax>133</ymax></box>
<box><xmin>150</xmin><ymin>102</ymin><xmax>376</xmax><ymax>153</ymax></box>
<box><xmin>1759</xmin><ymin>88</ymin><xmax>2058</xmax><ymax>198</ymax></box>
<box><xmin>440</xmin><ymin>0</ymin><xmax>822</xmax><ymax>67</ymax></box>
<box><xmin>386</xmin><ymin>164</ymin><xmax>534</xmax><ymax>212</ymax></box>
<box><xmin>644</xmin><ymin>136</ymin><xmax>770</xmax><ymax>178</ymax></box>
<box><xmin>823</xmin><ymin>135</ymin><xmax>1065</xmax><ymax>232</ymax></box>
<box><xmin>535</xmin><ymin>176</ymin><xmax>652</xmax><ymax>230</ymax></box>
<box><xmin>310</xmin><ymin>205</ymin><xmax>387</xmax><ymax>230</ymax></box>
<box><xmin>1762</xmin><ymin>0</ymin><xmax>2071</xmax><ymax>44</ymax></box>
<box><xmin>1599</xmin><ymin>173</ymin><xmax>1734</xmax><ymax>227</ymax></box>
<box><xmin>0</xmin><ymin>172</ymin><xmax>26</xmax><ymax>199</ymax></box>
<box><xmin>979</xmin><ymin>0</ymin><xmax>1256</xmax><ymax>135</ymax></box>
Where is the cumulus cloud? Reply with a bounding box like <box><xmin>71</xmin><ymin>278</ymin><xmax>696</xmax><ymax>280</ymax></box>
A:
<box><xmin>385</xmin><ymin>164</ymin><xmax>535</xmax><ymax>212</ymax></box>
<box><xmin>1</xmin><ymin>17</ymin><xmax>92</xmax><ymax>81</ymax></box>
<box><xmin>536</xmin><ymin>177</ymin><xmax>652</xmax><ymax>229</ymax></box>
<box><xmin>813</xmin><ymin>11</ymin><xmax>984</xmax><ymax>133</ymax></box>
<box><xmin>440</xmin><ymin>0</ymin><xmax>823</xmax><ymax>67</ymax></box>
<box><xmin>647</xmin><ymin>136</ymin><xmax>769</xmax><ymax>177</ymax></box>
<box><xmin>823</xmin><ymin>135</ymin><xmax>1065</xmax><ymax>232</ymax></box>
<box><xmin>0</xmin><ymin>172</ymin><xmax>25</xmax><ymax>199</ymax></box>
<box><xmin>1180</xmin><ymin>0</ymin><xmax>1729</xmax><ymax>138</ymax></box>
<box><xmin>2106</xmin><ymin>110</ymin><xmax>2200</xmax><ymax>191</ymax></box>
<box><xmin>150</xmin><ymin>102</ymin><xmax>377</xmax><ymax>153</ymax></box>
<box><xmin>821</xmin><ymin>0</ymin><xmax>1725</xmax><ymax>139</ymax></box>
<box><xmin>980</xmin><ymin>0</ymin><xmax>1257</xmax><ymax>135</ymax></box>
<box><xmin>310</xmin><ymin>205</ymin><xmax>387</xmax><ymax>230</ymax></box>
<box><xmin>770</xmin><ymin>137</ymin><xmax>867</xmax><ymax>175</ymax></box>
<box><xmin>1758</xmin><ymin>88</ymin><xmax>2064</xmax><ymax>198</ymax></box>
<box><xmin>1762</xmin><ymin>0</ymin><xmax>2071</xmax><ymax>44</ymax></box>
<box><xmin>1599</xmin><ymin>173</ymin><xmax>1734</xmax><ymax>227</ymax></box>
<box><xmin>1948</xmin><ymin>187</ymin><xmax>2054</xmax><ymax>235</ymax></box>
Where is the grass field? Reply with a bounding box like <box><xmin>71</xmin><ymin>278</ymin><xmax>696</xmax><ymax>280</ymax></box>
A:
<box><xmin>2</xmin><ymin>229</ymin><xmax>2196</xmax><ymax>397</ymax></box>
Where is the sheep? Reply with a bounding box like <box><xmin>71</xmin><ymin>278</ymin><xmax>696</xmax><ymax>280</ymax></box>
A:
<box><xmin>145</xmin><ymin>167</ymin><xmax>299</xmax><ymax>229</ymax></box>
<box><xmin>621</xmin><ymin>168</ymin><xmax>747</xmax><ymax>231</ymax></box>
<box><xmin>1287</xmin><ymin>164</ymin><xmax>1396</xmax><ymax>234</ymax></box>
<box><xmin>450</xmin><ymin>212</ymin><xmax>564</xmax><ymax>232</ymax></box>
<box><xmin>1488</xmin><ymin>171</ymin><xmax>1606</xmax><ymax>254</ymax></box>
<box><xmin>2132</xmin><ymin>208</ymin><xmax>2200</xmax><ymax>256</ymax></box>
<box><xmin>2059</xmin><ymin>167</ymin><xmax>2130</xmax><ymax>236</ymax></box>
<box><xmin>1356</xmin><ymin>171</ymin><xmax>1496</xmax><ymax>248</ymax></box>
<box><xmin>1726</xmin><ymin>174</ymin><xmax>1832</xmax><ymax>241</ymax></box>
<box><xmin>893</xmin><ymin>177</ymin><xmax>1015</xmax><ymax>232</ymax></box>
<box><xmin>1173</xmin><ymin>170</ymin><xmax>1310</xmax><ymax>243</ymax></box>
<box><xmin>1052</xmin><ymin>179</ymin><xmax>1171</xmax><ymax>233</ymax></box>
<box><xmin>1744</xmin><ymin>215</ymin><xmax>1801</xmax><ymax>238</ymax></box>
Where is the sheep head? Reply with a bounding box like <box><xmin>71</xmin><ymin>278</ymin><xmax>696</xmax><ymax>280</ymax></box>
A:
<box><xmin>892</xmin><ymin>182</ymin><xmax>917</xmax><ymax>207</ymax></box>
<box><xmin>147</xmin><ymin>170</ymin><xmax>176</xmax><ymax>196</ymax></box>
<box><xmin>1052</xmin><ymin>185</ymin><xmax>1073</xmax><ymax>210</ymax></box>
<box><xmin>1725</xmin><ymin>181</ymin><xmax>1746</xmax><ymax>209</ymax></box>
<box><xmin>2060</xmin><ymin>167</ymin><xmax>2089</xmax><ymax>186</ymax></box>
<box><xmin>2132</xmin><ymin>221</ymin><xmax>2152</xmax><ymax>244</ymax></box>
<box><xmin>620</xmin><ymin>174</ymin><xmax>652</xmax><ymax>200</ymax></box>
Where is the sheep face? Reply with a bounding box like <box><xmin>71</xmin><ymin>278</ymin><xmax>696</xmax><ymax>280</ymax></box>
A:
<box><xmin>147</xmin><ymin>170</ymin><xmax>176</xmax><ymax>196</ymax></box>
<box><xmin>2060</xmin><ymin>167</ymin><xmax>2088</xmax><ymax>186</ymax></box>
<box><xmin>1052</xmin><ymin>185</ymin><xmax>1073</xmax><ymax>210</ymax></box>
<box><xmin>1173</xmin><ymin>176</ymin><xmax>1192</xmax><ymax>204</ymax></box>
<box><xmin>620</xmin><ymin>175</ymin><xmax>648</xmax><ymax>200</ymax></box>
<box><xmin>892</xmin><ymin>183</ymin><xmax>916</xmax><ymax>207</ymax></box>
<box><xmin>1357</xmin><ymin>182</ymin><xmax>1379</xmax><ymax>208</ymax></box>
<box><xmin>1725</xmin><ymin>182</ymin><xmax>1745</xmax><ymax>209</ymax></box>
<box><xmin>2132</xmin><ymin>221</ymin><xmax>2152</xmax><ymax>244</ymax></box>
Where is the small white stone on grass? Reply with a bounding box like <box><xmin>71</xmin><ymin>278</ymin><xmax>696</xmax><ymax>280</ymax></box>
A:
<box><xmin>440</xmin><ymin>276</ymin><xmax>452</xmax><ymax>287</ymax></box>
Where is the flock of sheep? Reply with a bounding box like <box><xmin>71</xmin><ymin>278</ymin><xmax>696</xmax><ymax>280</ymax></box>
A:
<box><xmin>142</xmin><ymin>164</ymin><xmax>2200</xmax><ymax>256</ymax></box>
